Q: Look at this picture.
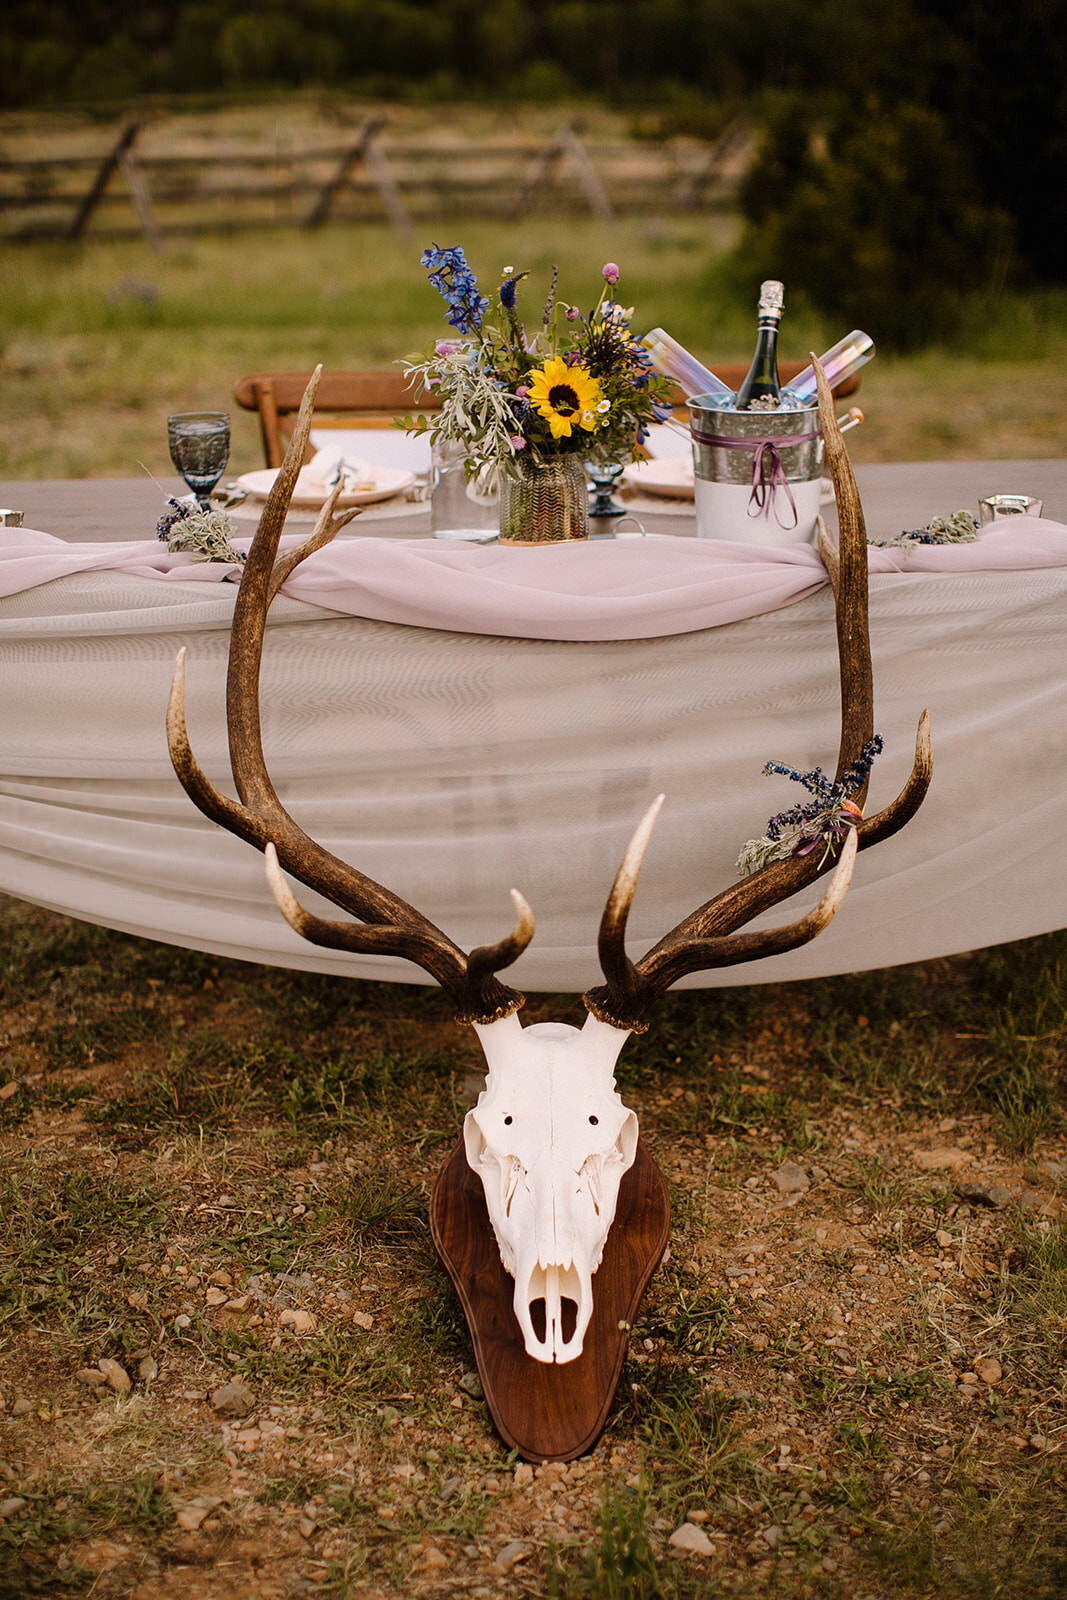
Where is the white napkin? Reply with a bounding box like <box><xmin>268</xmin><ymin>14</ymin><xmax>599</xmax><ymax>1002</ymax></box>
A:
<box><xmin>305</xmin><ymin>446</ymin><xmax>375</xmax><ymax>490</ymax></box>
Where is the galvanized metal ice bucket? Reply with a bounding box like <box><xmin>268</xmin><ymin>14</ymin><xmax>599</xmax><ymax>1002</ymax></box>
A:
<box><xmin>689</xmin><ymin>396</ymin><xmax>824</xmax><ymax>545</ymax></box>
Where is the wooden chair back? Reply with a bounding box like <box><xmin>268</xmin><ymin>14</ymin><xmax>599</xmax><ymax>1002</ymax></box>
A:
<box><xmin>233</xmin><ymin>371</ymin><xmax>441</xmax><ymax>467</ymax></box>
<box><xmin>234</xmin><ymin>365</ymin><xmax>860</xmax><ymax>467</ymax></box>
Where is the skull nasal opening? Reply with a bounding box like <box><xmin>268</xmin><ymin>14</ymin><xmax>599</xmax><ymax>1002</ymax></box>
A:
<box><xmin>528</xmin><ymin>1296</ymin><xmax>579</xmax><ymax>1346</ymax></box>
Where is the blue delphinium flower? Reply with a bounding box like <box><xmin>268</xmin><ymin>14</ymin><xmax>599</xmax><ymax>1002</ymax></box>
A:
<box><xmin>421</xmin><ymin>243</ymin><xmax>489</xmax><ymax>335</ymax></box>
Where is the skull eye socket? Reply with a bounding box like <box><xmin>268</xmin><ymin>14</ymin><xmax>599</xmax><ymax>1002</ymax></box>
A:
<box><xmin>588</xmin><ymin>1114</ymin><xmax>599</xmax><ymax>1126</ymax></box>
<box><xmin>504</xmin><ymin>1115</ymin><xmax>513</xmax><ymax>1125</ymax></box>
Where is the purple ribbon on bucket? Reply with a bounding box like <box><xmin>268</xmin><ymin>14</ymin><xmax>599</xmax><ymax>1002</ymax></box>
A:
<box><xmin>691</xmin><ymin>424</ymin><xmax>821</xmax><ymax>529</ymax></box>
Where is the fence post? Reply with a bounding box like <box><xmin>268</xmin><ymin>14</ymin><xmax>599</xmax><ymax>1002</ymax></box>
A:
<box><xmin>560</xmin><ymin>125</ymin><xmax>613</xmax><ymax>224</ymax></box>
<box><xmin>508</xmin><ymin>122</ymin><xmax>614</xmax><ymax>223</ymax></box>
<box><xmin>508</xmin><ymin>127</ymin><xmax>567</xmax><ymax>220</ymax></box>
<box><xmin>67</xmin><ymin>120</ymin><xmax>140</xmax><ymax>241</ymax></box>
<box><xmin>307</xmin><ymin>116</ymin><xmax>412</xmax><ymax>232</ymax></box>
<box><xmin>674</xmin><ymin>119</ymin><xmax>749</xmax><ymax>209</ymax></box>
<box><xmin>364</xmin><ymin>137</ymin><xmax>414</xmax><ymax>240</ymax></box>
<box><xmin>118</xmin><ymin>145</ymin><xmax>166</xmax><ymax>254</ymax></box>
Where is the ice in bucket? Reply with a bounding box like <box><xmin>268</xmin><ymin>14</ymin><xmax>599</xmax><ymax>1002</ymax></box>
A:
<box><xmin>689</xmin><ymin>395</ymin><xmax>824</xmax><ymax>545</ymax></box>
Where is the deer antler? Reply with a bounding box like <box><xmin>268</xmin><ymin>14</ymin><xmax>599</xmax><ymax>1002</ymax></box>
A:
<box><xmin>583</xmin><ymin>357</ymin><xmax>933</xmax><ymax>1033</ymax></box>
<box><xmin>166</xmin><ymin>366</ymin><xmax>533</xmax><ymax>1022</ymax></box>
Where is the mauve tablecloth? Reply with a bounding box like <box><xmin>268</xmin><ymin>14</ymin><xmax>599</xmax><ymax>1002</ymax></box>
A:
<box><xmin>1</xmin><ymin>517</ymin><xmax>1064</xmax><ymax>990</ymax></box>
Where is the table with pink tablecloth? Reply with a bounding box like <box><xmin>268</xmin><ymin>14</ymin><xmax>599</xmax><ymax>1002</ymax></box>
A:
<box><xmin>0</xmin><ymin>489</ymin><xmax>1064</xmax><ymax>991</ymax></box>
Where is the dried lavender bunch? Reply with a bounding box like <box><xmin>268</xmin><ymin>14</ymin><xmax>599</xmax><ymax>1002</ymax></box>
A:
<box><xmin>736</xmin><ymin>735</ymin><xmax>883</xmax><ymax>875</ymax></box>
<box><xmin>870</xmin><ymin>510</ymin><xmax>978</xmax><ymax>548</ymax></box>
<box><xmin>156</xmin><ymin>498</ymin><xmax>245</xmax><ymax>564</ymax></box>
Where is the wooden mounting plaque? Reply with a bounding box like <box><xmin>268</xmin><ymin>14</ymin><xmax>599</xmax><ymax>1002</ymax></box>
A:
<box><xmin>430</xmin><ymin>1137</ymin><xmax>670</xmax><ymax>1463</ymax></box>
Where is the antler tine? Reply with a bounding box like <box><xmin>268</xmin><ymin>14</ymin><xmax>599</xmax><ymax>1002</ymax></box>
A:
<box><xmin>588</xmin><ymin>827</ymin><xmax>861</xmax><ymax>1015</ymax></box>
<box><xmin>584</xmin><ymin>359</ymin><xmax>932</xmax><ymax>1032</ymax></box>
<box><xmin>812</xmin><ymin>352</ymin><xmax>874</xmax><ymax>793</ymax></box>
<box><xmin>467</xmin><ymin>889</ymin><xmax>537</xmax><ymax>988</ymax></box>
<box><xmin>267</xmin><ymin>476</ymin><xmax>364</xmax><ymax>603</ymax></box>
<box><xmin>590</xmin><ymin>796</ymin><xmax>665</xmax><ymax>1032</ymax></box>
<box><xmin>166</xmin><ymin>369</ymin><xmax>528</xmax><ymax>1024</ymax></box>
<box><xmin>264</xmin><ymin>849</ymin><xmax>534</xmax><ymax>1011</ymax></box>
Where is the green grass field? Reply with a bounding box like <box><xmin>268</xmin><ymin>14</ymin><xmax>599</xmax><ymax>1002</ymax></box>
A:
<box><xmin>2</xmin><ymin>216</ymin><xmax>1066</xmax><ymax>481</ymax></box>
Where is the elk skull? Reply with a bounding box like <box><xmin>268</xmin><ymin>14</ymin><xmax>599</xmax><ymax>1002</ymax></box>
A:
<box><xmin>464</xmin><ymin>1011</ymin><xmax>636</xmax><ymax>1364</ymax></box>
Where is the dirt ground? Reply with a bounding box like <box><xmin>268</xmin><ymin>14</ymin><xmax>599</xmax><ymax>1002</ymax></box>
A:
<box><xmin>0</xmin><ymin>900</ymin><xmax>1064</xmax><ymax>1600</ymax></box>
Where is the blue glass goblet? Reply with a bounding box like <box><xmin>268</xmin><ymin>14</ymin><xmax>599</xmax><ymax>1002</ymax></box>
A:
<box><xmin>168</xmin><ymin>412</ymin><xmax>231</xmax><ymax>512</ymax></box>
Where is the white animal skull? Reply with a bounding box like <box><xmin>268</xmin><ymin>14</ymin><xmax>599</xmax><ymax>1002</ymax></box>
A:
<box><xmin>464</xmin><ymin>1010</ymin><xmax>637</xmax><ymax>1364</ymax></box>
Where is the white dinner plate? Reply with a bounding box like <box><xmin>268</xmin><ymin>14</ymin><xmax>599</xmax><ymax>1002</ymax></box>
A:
<box><xmin>622</xmin><ymin>457</ymin><xmax>694</xmax><ymax>500</ymax></box>
<box><xmin>235</xmin><ymin>465</ymin><xmax>415</xmax><ymax>510</ymax></box>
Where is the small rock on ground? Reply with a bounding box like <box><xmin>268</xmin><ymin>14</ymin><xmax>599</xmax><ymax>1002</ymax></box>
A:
<box><xmin>211</xmin><ymin>1379</ymin><xmax>254</xmax><ymax>1417</ymax></box>
<box><xmin>669</xmin><ymin>1523</ymin><xmax>716</xmax><ymax>1555</ymax></box>
<box><xmin>279</xmin><ymin>1309</ymin><xmax>317</xmax><ymax>1333</ymax></box>
<box><xmin>955</xmin><ymin>1181</ymin><xmax>1012</xmax><ymax>1208</ymax></box>
<box><xmin>98</xmin><ymin>1359</ymin><xmax>131</xmax><ymax>1394</ymax></box>
<box><xmin>490</xmin><ymin>1541</ymin><xmax>531</xmax><ymax>1574</ymax></box>
<box><xmin>772</xmin><ymin>1161</ymin><xmax>810</xmax><ymax>1194</ymax></box>
<box><xmin>914</xmin><ymin>1147</ymin><xmax>970</xmax><ymax>1171</ymax></box>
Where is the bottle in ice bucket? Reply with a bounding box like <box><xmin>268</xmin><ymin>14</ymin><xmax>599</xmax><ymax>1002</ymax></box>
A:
<box><xmin>734</xmin><ymin>280</ymin><xmax>785</xmax><ymax>409</ymax></box>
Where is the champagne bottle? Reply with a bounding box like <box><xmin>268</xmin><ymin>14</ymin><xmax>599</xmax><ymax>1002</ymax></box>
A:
<box><xmin>735</xmin><ymin>280</ymin><xmax>785</xmax><ymax>409</ymax></box>
<box><xmin>781</xmin><ymin>331</ymin><xmax>875</xmax><ymax>404</ymax></box>
<box><xmin>641</xmin><ymin>327</ymin><xmax>734</xmax><ymax>402</ymax></box>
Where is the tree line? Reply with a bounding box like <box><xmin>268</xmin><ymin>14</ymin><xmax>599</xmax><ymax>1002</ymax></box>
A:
<box><xmin>2</xmin><ymin>0</ymin><xmax>1062</xmax><ymax>340</ymax></box>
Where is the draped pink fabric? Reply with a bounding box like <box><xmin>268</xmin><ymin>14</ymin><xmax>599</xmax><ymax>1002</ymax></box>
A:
<box><xmin>2</xmin><ymin>519</ymin><xmax>1065</xmax><ymax>642</ymax></box>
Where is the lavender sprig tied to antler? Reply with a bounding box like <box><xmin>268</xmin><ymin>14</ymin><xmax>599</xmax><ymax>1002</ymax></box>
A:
<box><xmin>736</xmin><ymin>736</ymin><xmax>884</xmax><ymax>876</ymax></box>
<box><xmin>157</xmin><ymin>497</ymin><xmax>245</xmax><ymax>565</ymax></box>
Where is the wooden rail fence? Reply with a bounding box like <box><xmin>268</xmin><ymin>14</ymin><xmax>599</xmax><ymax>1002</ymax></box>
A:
<box><xmin>0</xmin><ymin>118</ymin><xmax>751</xmax><ymax>246</ymax></box>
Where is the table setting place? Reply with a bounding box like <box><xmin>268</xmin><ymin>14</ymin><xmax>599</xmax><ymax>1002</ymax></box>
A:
<box><xmin>2</xmin><ymin>249</ymin><xmax>1066</xmax><ymax>638</ymax></box>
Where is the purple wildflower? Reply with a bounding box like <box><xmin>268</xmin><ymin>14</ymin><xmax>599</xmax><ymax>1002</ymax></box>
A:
<box><xmin>156</xmin><ymin>497</ymin><xmax>193</xmax><ymax>541</ymax></box>
<box><xmin>499</xmin><ymin>272</ymin><xmax>527</xmax><ymax>310</ymax></box>
<box><xmin>602</xmin><ymin>262</ymin><xmax>620</xmax><ymax>285</ymax></box>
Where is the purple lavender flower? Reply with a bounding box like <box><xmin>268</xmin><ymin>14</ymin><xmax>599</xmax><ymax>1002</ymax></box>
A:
<box><xmin>156</xmin><ymin>497</ymin><xmax>193</xmax><ymax>541</ymax></box>
<box><xmin>762</xmin><ymin>735</ymin><xmax>884</xmax><ymax>842</ymax></box>
<box><xmin>499</xmin><ymin>272</ymin><xmax>527</xmax><ymax>310</ymax></box>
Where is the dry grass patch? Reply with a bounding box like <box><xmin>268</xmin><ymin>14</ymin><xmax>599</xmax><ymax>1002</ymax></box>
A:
<box><xmin>0</xmin><ymin>897</ymin><xmax>1064</xmax><ymax>1598</ymax></box>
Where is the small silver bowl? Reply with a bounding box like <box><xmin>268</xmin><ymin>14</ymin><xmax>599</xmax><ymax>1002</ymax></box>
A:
<box><xmin>978</xmin><ymin>494</ymin><xmax>1043</xmax><ymax>524</ymax></box>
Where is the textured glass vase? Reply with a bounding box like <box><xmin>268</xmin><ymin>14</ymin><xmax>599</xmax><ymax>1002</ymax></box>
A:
<box><xmin>498</xmin><ymin>452</ymin><xmax>589</xmax><ymax>545</ymax></box>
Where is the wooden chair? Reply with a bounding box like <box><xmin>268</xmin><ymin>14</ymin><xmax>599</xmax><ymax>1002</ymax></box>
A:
<box><xmin>234</xmin><ymin>365</ymin><xmax>861</xmax><ymax>467</ymax></box>
<box><xmin>233</xmin><ymin>370</ymin><xmax>441</xmax><ymax>468</ymax></box>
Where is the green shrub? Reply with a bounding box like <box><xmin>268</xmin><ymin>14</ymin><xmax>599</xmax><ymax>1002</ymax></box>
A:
<box><xmin>735</xmin><ymin>99</ymin><xmax>1015</xmax><ymax>349</ymax></box>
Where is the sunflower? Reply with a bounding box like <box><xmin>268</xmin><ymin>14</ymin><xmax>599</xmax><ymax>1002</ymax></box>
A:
<box><xmin>527</xmin><ymin>356</ymin><xmax>603</xmax><ymax>441</ymax></box>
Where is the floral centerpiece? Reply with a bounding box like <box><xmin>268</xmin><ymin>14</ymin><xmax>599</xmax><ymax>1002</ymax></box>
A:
<box><xmin>403</xmin><ymin>247</ymin><xmax>672</xmax><ymax>544</ymax></box>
